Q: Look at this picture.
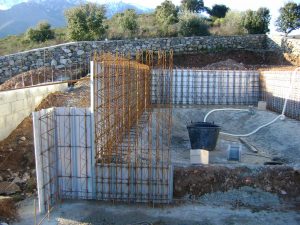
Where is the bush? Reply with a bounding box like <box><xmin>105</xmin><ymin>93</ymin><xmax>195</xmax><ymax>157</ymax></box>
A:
<box><xmin>181</xmin><ymin>0</ymin><xmax>205</xmax><ymax>13</ymax></box>
<box><xmin>26</xmin><ymin>22</ymin><xmax>55</xmax><ymax>42</ymax></box>
<box><xmin>120</xmin><ymin>9</ymin><xmax>139</xmax><ymax>37</ymax></box>
<box><xmin>208</xmin><ymin>4</ymin><xmax>229</xmax><ymax>19</ymax></box>
<box><xmin>65</xmin><ymin>3</ymin><xmax>107</xmax><ymax>41</ymax></box>
<box><xmin>155</xmin><ymin>0</ymin><xmax>178</xmax><ymax>26</ymax></box>
<box><xmin>242</xmin><ymin>7</ymin><xmax>270</xmax><ymax>34</ymax></box>
<box><xmin>210</xmin><ymin>11</ymin><xmax>246</xmax><ymax>36</ymax></box>
<box><xmin>179</xmin><ymin>11</ymin><xmax>210</xmax><ymax>36</ymax></box>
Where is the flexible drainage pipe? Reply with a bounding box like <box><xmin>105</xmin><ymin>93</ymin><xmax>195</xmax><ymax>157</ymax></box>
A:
<box><xmin>204</xmin><ymin>67</ymin><xmax>300</xmax><ymax>137</ymax></box>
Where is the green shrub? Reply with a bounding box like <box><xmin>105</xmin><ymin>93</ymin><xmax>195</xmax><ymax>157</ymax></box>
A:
<box><xmin>65</xmin><ymin>3</ymin><xmax>107</xmax><ymax>41</ymax></box>
<box><xmin>179</xmin><ymin>11</ymin><xmax>210</xmax><ymax>36</ymax></box>
<box><xmin>242</xmin><ymin>7</ymin><xmax>270</xmax><ymax>34</ymax></box>
<box><xmin>210</xmin><ymin>11</ymin><xmax>246</xmax><ymax>36</ymax></box>
<box><xmin>26</xmin><ymin>22</ymin><xmax>55</xmax><ymax>42</ymax></box>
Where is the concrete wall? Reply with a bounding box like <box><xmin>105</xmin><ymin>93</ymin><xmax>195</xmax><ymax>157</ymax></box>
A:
<box><xmin>0</xmin><ymin>83</ymin><xmax>68</xmax><ymax>141</ymax></box>
<box><xmin>0</xmin><ymin>35</ymin><xmax>267</xmax><ymax>83</ymax></box>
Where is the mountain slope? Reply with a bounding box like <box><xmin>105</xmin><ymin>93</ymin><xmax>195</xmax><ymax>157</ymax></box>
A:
<box><xmin>0</xmin><ymin>0</ymin><xmax>76</xmax><ymax>38</ymax></box>
<box><xmin>0</xmin><ymin>0</ymin><xmax>152</xmax><ymax>38</ymax></box>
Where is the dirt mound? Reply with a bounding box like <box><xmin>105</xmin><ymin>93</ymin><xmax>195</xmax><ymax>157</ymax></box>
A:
<box><xmin>0</xmin><ymin>66</ymin><xmax>87</xmax><ymax>91</ymax></box>
<box><xmin>174</xmin><ymin>166</ymin><xmax>300</xmax><ymax>199</ymax></box>
<box><xmin>201</xmin><ymin>59</ymin><xmax>247</xmax><ymax>70</ymax></box>
<box><xmin>173</xmin><ymin>50</ymin><xmax>292</xmax><ymax>69</ymax></box>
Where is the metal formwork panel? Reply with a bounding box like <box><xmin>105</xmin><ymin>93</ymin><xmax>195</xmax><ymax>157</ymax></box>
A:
<box><xmin>155</xmin><ymin>69</ymin><xmax>260</xmax><ymax>105</ymax></box>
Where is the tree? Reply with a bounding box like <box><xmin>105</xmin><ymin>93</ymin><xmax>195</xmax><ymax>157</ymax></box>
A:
<box><xmin>210</xmin><ymin>11</ymin><xmax>246</xmax><ymax>36</ymax></box>
<box><xmin>276</xmin><ymin>2</ymin><xmax>300</xmax><ymax>35</ymax></box>
<box><xmin>208</xmin><ymin>4</ymin><xmax>229</xmax><ymax>18</ymax></box>
<box><xmin>26</xmin><ymin>22</ymin><xmax>55</xmax><ymax>42</ymax></box>
<box><xmin>120</xmin><ymin>9</ymin><xmax>139</xmax><ymax>37</ymax></box>
<box><xmin>179</xmin><ymin>11</ymin><xmax>210</xmax><ymax>36</ymax></box>
<box><xmin>242</xmin><ymin>7</ymin><xmax>270</xmax><ymax>34</ymax></box>
<box><xmin>65</xmin><ymin>3</ymin><xmax>107</xmax><ymax>41</ymax></box>
<box><xmin>181</xmin><ymin>0</ymin><xmax>205</xmax><ymax>13</ymax></box>
<box><xmin>155</xmin><ymin>0</ymin><xmax>178</xmax><ymax>26</ymax></box>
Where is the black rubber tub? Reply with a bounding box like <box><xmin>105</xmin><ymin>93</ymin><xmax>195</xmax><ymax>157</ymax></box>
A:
<box><xmin>187</xmin><ymin>122</ymin><xmax>221</xmax><ymax>151</ymax></box>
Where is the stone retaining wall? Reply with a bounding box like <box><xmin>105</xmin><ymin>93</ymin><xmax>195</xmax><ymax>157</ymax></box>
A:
<box><xmin>0</xmin><ymin>35</ymin><xmax>266</xmax><ymax>83</ymax></box>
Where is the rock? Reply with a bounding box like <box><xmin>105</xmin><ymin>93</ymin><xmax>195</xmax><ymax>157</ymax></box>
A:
<box><xmin>12</xmin><ymin>177</ymin><xmax>22</xmax><ymax>183</ymax></box>
<box><xmin>8</xmin><ymin>149</ymin><xmax>13</xmax><ymax>152</ymax></box>
<box><xmin>19</xmin><ymin>136</ymin><xmax>26</xmax><ymax>141</ymax></box>
<box><xmin>77</xmin><ymin>50</ymin><xmax>85</xmax><ymax>56</ymax></box>
<box><xmin>0</xmin><ymin>182</ymin><xmax>21</xmax><ymax>195</ymax></box>
<box><xmin>62</xmin><ymin>48</ymin><xmax>71</xmax><ymax>53</ymax></box>
<box><xmin>9</xmin><ymin>60</ymin><xmax>14</xmax><ymax>66</ymax></box>
<box><xmin>51</xmin><ymin>59</ymin><xmax>57</xmax><ymax>66</ymax></box>
<box><xmin>60</xmin><ymin>58</ymin><xmax>67</xmax><ymax>65</ymax></box>
<box><xmin>0</xmin><ymin>176</ymin><xmax>3</xmax><ymax>182</ymax></box>
<box><xmin>22</xmin><ymin>173</ymin><xmax>30</xmax><ymax>182</ymax></box>
<box><xmin>280</xmin><ymin>190</ymin><xmax>287</xmax><ymax>195</ymax></box>
<box><xmin>266</xmin><ymin>186</ymin><xmax>271</xmax><ymax>191</ymax></box>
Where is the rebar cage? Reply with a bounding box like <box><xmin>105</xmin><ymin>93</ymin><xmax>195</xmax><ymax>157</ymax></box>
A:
<box><xmin>92</xmin><ymin>50</ymin><xmax>174</xmax><ymax>202</ymax></box>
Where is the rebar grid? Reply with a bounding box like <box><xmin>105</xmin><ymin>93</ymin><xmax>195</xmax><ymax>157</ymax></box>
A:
<box><xmin>93</xmin><ymin>50</ymin><xmax>173</xmax><ymax>202</ymax></box>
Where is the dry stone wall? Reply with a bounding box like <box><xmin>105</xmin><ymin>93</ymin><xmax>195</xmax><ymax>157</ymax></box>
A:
<box><xmin>1</xmin><ymin>34</ymin><xmax>299</xmax><ymax>84</ymax></box>
<box><xmin>0</xmin><ymin>35</ymin><xmax>266</xmax><ymax>83</ymax></box>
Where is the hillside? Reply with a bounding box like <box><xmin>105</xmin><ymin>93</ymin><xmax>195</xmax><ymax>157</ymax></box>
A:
<box><xmin>0</xmin><ymin>0</ymin><xmax>152</xmax><ymax>38</ymax></box>
<box><xmin>0</xmin><ymin>28</ymin><xmax>69</xmax><ymax>56</ymax></box>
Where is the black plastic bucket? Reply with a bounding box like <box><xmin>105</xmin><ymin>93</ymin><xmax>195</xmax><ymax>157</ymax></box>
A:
<box><xmin>187</xmin><ymin>122</ymin><xmax>220</xmax><ymax>151</ymax></box>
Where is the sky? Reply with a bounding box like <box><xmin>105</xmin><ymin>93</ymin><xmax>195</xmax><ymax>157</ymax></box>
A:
<box><xmin>92</xmin><ymin>0</ymin><xmax>300</xmax><ymax>35</ymax></box>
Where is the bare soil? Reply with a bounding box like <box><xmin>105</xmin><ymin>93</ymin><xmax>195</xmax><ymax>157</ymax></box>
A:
<box><xmin>173</xmin><ymin>166</ymin><xmax>300</xmax><ymax>200</ymax></box>
<box><xmin>173</xmin><ymin>50</ymin><xmax>298</xmax><ymax>69</ymax></box>
<box><xmin>0</xmin><ymin>197</ymin><xmax>18</xmax><ymax>223</ymax></box>
<box><xmin>0</xmin><ymin>79</ymin><xmax>89</xmax><ymax>221</ymax></box>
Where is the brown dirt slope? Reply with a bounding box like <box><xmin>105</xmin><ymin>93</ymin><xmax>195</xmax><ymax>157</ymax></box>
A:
<box><xmin>0</xmin><ymin>79</ymin><xmax>90</xmax><ymax>190</ymax></box>
<box><xmin>173</xmin><ymin>50</ymin><xmax>296</xmax><ymax>69</ymax></box>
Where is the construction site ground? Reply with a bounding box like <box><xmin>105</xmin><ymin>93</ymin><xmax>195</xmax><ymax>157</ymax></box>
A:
<box><xmin>0</xmin><ymin>57</ymin><xmax>300</xmax><ymax>224</ymax></box>
<box><xmin>12</xmin><ymin>193</ymin><xmax>300</xmax><ymax>225</ymax></box>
